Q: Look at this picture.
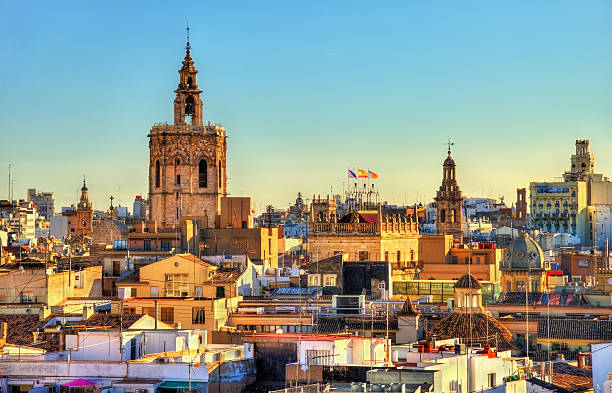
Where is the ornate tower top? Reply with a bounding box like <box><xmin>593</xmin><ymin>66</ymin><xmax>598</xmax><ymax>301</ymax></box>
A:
<box><xmin>77</xmin><ymin>178</ymin><xmax>92</xmax><ymax>211</ymax></box>
<box><xmin>174</xmin><ymin>24</ymin><xmax>203</xmax><ymax>126</ymax></box>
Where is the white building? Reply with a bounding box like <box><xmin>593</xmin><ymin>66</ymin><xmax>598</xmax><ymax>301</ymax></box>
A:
<box><xmin>592</xmin><ymin>342</ymin><xmax>612</xmax><ymax>393</ymax></box>
<box><xmin>594</xmin><ymin>204</ymin><xmax>612</xmax><ymax>249</ymax></box>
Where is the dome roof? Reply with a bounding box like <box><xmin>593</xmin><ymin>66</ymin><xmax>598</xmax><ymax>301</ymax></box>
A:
<box><xmin>428</xmin><ymin>313</ymin><xmax>513</xmax><ymax>350</ymax></box>
<box><xmin>502</xmin><ymin>232</ymin><xmax>545</xmax><ymax>270</ymax></box>
<box><xmin>444</xmin><ymin>154</ymin><xmax>455</xmax><ymax>166</ymax></box>
<box><xmin>454</xmin><ymin>273</ymin><xmax>482</xmax><ymax>289</ymax></box>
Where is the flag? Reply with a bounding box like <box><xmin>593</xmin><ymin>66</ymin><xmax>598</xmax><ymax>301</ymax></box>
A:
<box><xmin>348</xmin><ymin>169</ymin><xmax>357</xmax><ymax>178</ymax></box>
<box><xmin>357</xmin><ymin>169</ymin><xmax>368</xmax><ymax>178</ymax></box>
<box><xmin>368</xmin><ymin>170</ymin><xmax>379</xmax><ymax>179</ymax></box>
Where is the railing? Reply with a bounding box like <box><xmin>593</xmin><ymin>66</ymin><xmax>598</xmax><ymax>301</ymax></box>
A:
<box><xmin>150</xmin><ymin>124</ymin><xmax>224</xmax><ymax>136</ymax></box>
<box><xmin>310</xmin><ymin>221</ymin><xmax>418</xmax><ymax>235</ymax></box>
<box><xmin>269</xmin><ymin>383</ymin><xmax>330</xmax><ymax>393</ymax></box>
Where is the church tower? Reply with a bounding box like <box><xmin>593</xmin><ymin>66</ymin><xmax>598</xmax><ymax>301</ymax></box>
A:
<box><xmin>435</xmin><ymin>143</ymin><xmax>464</xmax><ymax>239</ymax></box>
<box><xmin>148</xmin><ymin>31</ymin><xmax>227</xmax><ymax>228</ymax></box>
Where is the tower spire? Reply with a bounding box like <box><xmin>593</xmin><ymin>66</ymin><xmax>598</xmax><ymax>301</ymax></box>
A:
<box><xmin>185</xmin><ymin>21</ymin><xmax>191</xmax><ymax>52</ymax></box>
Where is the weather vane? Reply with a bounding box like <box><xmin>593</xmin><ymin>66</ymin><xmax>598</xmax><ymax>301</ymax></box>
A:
<box><xmin>446</xmin><ymin>138</ymin><xmax>454</xmax><ymax>154</ymax></box>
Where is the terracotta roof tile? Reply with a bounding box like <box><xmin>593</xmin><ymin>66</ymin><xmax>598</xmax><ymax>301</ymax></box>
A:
<box><xmin>0</xmin><ymin>315</ymin><xmax>44</xmax><ymax>346</ymax></box>
<box><xmin>454</xmin><ymin>273</ymin><xmax>482</xmax><ymax>289</ymax></box>
<box><xmin>83</xmin><ymin>314</ymin><xmax>145</xmax><ymax>329</ymax></box>
<box><xmin>428</xmin><ymin>312</ymin><xmax>513</xmax><ymax>350</ymax></box>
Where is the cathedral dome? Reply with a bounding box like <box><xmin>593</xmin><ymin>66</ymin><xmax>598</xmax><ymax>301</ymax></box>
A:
<box><xmin>502</xmin><ymin>232</ymin><xmax>544</xmax><ymax>271</ymax></box>
<box><xmin>444</xmin><ymin>154</ymin><xmax>455</xmax><ymax>166</ymax></box>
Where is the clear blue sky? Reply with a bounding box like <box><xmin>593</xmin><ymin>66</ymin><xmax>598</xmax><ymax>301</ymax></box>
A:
<box><xmin>1</xmin><ymin>1</ymin><xmax>611</xmax><ymax>212</ymax></box>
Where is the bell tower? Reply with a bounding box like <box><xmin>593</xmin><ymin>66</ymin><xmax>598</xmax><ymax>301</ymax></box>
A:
<box><xmin>435</xmin><ymin>141</ymin><xmax>464</xmax><ymax>239</ymax></box>
<box><xmin>173</xmin><ymin>27</ymin><xmax>203</xmax><ymax>126</ymax></box>
<box><xmin>148</xmin><ymin>28</ymin><xmax>228</xmax><ymax>228</ymax></box>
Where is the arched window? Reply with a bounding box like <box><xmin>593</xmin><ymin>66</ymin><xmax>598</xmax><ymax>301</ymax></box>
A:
<box><xmin>185</xmin><ymin>96</ymin><xmax>194</xmax><ymax>124</ymax></box>
<box><xmin>187</xmin><ymin>77</ymin><xmax>193</xmax><ymax>88</ymax></box>
<box><xmin>440</xmin><ymin>209</ymin><xmax>446</xmax><ymax>223</ymax></box>
<box><xmin>199</xmin><ymin>159</ymin><xmax>207</xmax><ymax>188</ymax></box>
<box><xmin>155</xmin><ymin>160</ymin><xmax>160</xmax><ymax>188</ymax></box>
<box><xmin>218</xmin><ymin>162</ymin><xmax>222</xmax><ymax>189</ymax></box>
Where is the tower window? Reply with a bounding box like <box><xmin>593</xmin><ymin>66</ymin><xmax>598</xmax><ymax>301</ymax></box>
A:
<box><xmin>199</xmin><ymin>159</ymin><xmax>207</xmax><ymax>188</ymax></box>
<box><xmin>175</xmin><ymin>158</ymin><xmax>181</xmax><ymax>185</ymax></box>
<box><xmin>440</xmin><ymin>209</ymin><xmax>446</xmax><ymax>223</ymax></box>
<box><xmin>218</xmin><ymin>162</ymin><xmax>222</xmax><ymax>189</ymax></box>
<box><xmin>185</xmin><ymin>96</ymin><xmax>194</xmax><ymax>124</ymax></box>
<box><xmin>187</xmin><ymin>77</ymin><xmax>193</xmax><ymax>88</ymax></box>
<box><xmin>155</xmin><ymin>160</ymin><xmax>160</xmax><ymax>188</ymax></box>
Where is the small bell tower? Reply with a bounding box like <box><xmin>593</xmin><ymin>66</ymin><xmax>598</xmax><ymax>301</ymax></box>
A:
<box><xmin>173</xmin><ymin>24</ymin><xmax>203</xmax><ymax>126</ymax></box>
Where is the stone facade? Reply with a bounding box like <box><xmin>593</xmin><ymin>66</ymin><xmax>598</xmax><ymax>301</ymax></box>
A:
<box><xmin>307</xmin><ymin>203</ymin><xmax>420</xmax><ymax>269</ymax></box>
<box><xmin>149</xmin><ymin>42</ymin><xmax>227</xmax><ymax>228</ymax></box>
<box><xmin>435</xmin><ymin>148</ymin><xmax>464</xmax><ymax>239</ymax></box>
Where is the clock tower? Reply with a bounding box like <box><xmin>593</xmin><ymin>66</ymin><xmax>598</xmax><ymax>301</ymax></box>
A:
<box><xmin>148</xmin><ymin>34</ymin><xmax>227</xmax><ymax>228</ymax></box>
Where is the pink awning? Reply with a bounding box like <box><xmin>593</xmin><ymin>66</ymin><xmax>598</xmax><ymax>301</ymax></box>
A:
<box><xmin>63</xmin><ymin>379</ymin><xmax>97</xmax><ymax>387</ymax></box>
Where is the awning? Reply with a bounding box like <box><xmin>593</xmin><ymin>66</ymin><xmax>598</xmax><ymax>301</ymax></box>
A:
<box><xmin>62</xmin><ymin>379</ymin><xmax>97</xmax><ymax>387</ymax></box>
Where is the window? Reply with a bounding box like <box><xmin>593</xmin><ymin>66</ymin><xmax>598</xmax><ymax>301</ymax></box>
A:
<box><xmin>161</xmin><ymin>240</ymin><xmax>172</xmax><ymax>251</ymax></box>
<box><xmin>142</xmin><ymin>307</ymin><xmax>156</xmax><ymax>318</ymax></box>
<box><xmin>323</xmin><ymin>274</ymin><xmax>336</xmax><ymax>287</ymax></box>
<box><xmin>199</xmin><ymin>159</ymin><xmax>207</xmax><ymax>187</ymax></box>
<box><xmin>487</xmin><ymin>373</ymin><xmax>496</xmax><ymax>388</ymax></box>
<box><xmin>396</xmin><ymin>250</ymin><xmax>401</xmax><ymax>262</ymax></box>
<box><xmin>475</xmin><ymin>257</ymin><xmax>481</xmax><ymax>265</ymax></box>
<box><xmin>451</xmin><ymin>209</ymin><xmax>456</xmax><ymax>223</ymax></box>
<box><xmin>192</xmin><ymin>308</ymin><xmax>206</xmax><ymax>324</ymax></box>
<box><xmin>308</xmin><ymin>274</ymin><xmax>321</xmax><ymax>287</ymax></box>
<box><xmin>384</xmin><ymin>251</ymin><xmax>389</xmax><ymax>261</ymax></box>
<box><xmin>143</xmin><ymin>240</ymin><xmax>151</xmax><ymax>251</ymax></box>
<box><xmin>165</xmin><ymin>273</ymin><xmax>189</xmax><ymax>297</ymax></box>
<box><xmin>20</xmin><ymin>291</ymin><xmax>34</xmax><ymax>303</ymax></box>
<box><xmin>161</xmin><ymin>307</ymin><xmax>174</xmax><ymax>325</ymax></box>
<box><xmin>176</xmin><ymin>174</ymin><xmax>181</xmax><ymax>185</ymax></box>
<box><xmin>359</xmin><ymin>251</ymin><xmax>369</xmax><ymax>261</ymax></box>
<box><xmin>410</xmin><ymin>250</ymin><xmax>414</xmax><ymax>261</ymax></box>
<box><xmin>307</xmin><ymin>349</ymin><xmax>333</xmax><ymax>366</ymax></box>
<box><xmin>216</xmin><ymin>286</ymin><xmax>225</xmax><ymax>298</ymax></box>
<box><xmin>440</xmin><ymin>209</ymin><xmax>446</xmax><ymax>223</ymax></box>
<box><xmin>155</xmin><ymin>160</ymin><xmax>160</xmax><ymax>188</ymax></box>
<box><xmin>150</xmin><ymin>286</ymin><xmax>159</xmax><ymax>297</ymax></box>
<box><xmin>112</xmin><ymin>260</ymin><xmax>121</xmax><ymax>276</ymax></box>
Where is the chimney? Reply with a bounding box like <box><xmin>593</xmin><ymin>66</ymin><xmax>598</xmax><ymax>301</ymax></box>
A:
<box><xmin>0</xmin><ymin>322</ymin><xmax>7</xmax><ymax>346</ymax></box>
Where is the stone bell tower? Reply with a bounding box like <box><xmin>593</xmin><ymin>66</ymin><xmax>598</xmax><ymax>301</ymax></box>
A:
<box><xmin>435</xmin><ymin>142</ymin><xmax>464</xmax><ymax>239</ymax></box>
<box><xmin>148</xmin><ymin>30</ymin><xmax>227</xmax><ymax>228</ymax></box>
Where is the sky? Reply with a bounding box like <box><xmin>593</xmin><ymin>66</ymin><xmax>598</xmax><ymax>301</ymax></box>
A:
<box><xmin>1</xmin><ymin>1</ymin><xmax>611</xmax><ymax>213</ymax></box>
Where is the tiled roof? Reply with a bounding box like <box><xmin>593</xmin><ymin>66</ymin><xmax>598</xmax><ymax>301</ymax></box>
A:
<box><xmin>314</xmin><ymin>316</ymin><xmax>398</xmax><ymax>333</ymax></box>
<box><xmin>454</xmin><ymin>273</ymin><xmax>482</xmax><ymax>289</ymax></box>
<box><xmin>0</xmin><ymin>315</ymin><xmax>45</xmax><ymax>346</ymax></box>
<box><xmin>117</xmin><ymin>270</ymin><xmax>140</xmax><ymax>283</ymax></box>
<box><xmin>83</xmin><ymin>314</ymin><xmax>145</xmax><ymax>329</ymax></box>
<box><xmin>428</xmin><ymin>312</ymin><xmax>514</xmax><ymax>350</ymax></box>
<box><xmin>552</xmin><ymin>363</ymin><xmax>592</xmax><ymax>392</ymax></box>
<box><xmin>538</xmin><ymin>319</ymin><xmax>612</xmax><ymax>340</ymax></box>
<box><xmin>32</xmin><ymin>332</ymin><xmax>61</xmax><ymax>352</ymax></box>
<box><xmin>210</xmin><ymin>270</ymin><xmax>242</xmax><ymax>283</ymax></box>
<box><xmin>527</xmin><ymin>378</ymin><xmax>573</xmax><ymax>393</ymax></box>
<box><xmin>398</xmin><ymin>297</ymin><xmax>420</xmax><ymax>316</ymax></box>
<box><xmin>498</xmin><ymin>292</ymin><xmax>589</xmax><ymax>306</ymax></box>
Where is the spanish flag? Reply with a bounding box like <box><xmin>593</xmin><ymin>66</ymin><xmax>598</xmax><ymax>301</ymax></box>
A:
<box><xmin>357</xmin><ymin>169</ymin><xmax>368</xmax><ymax>178</ymax></box>
<box><xmin>369</xmin><ymin>170</ymin><xmax>379</xmax><ymax>179</ymax></box>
